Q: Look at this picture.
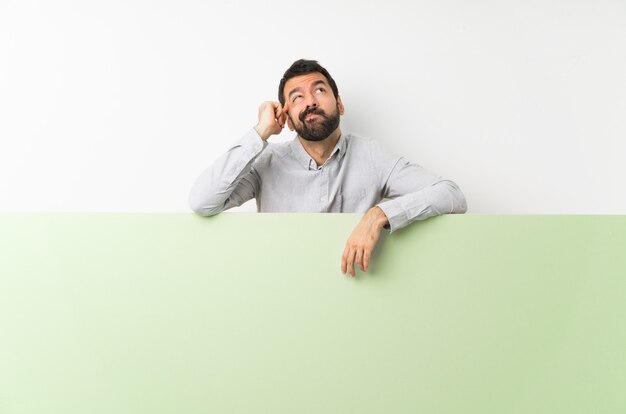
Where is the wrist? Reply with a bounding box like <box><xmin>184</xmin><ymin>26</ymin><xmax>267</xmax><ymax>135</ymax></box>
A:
<box><xmin>367</xmin><ymin>206</ymin><xmax>389</xmax><ymax>230</ymax></box>
<box><xmin>254</xmin><ymin>124</ymin><xmax>271</xmax><ymax>141</ymax></box>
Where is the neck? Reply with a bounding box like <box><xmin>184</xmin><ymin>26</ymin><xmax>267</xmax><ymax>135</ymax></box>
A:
<box><xmin>298</xmin><ymin>127</ymin><xmax>342</xmax><ymax>167</ymax></box>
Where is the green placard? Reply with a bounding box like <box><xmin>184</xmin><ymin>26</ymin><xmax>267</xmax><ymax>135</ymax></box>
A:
<box><xmin>1</xmin><ymin>214</ymin><xmax>625</xmax><ymax>413</ymax></box>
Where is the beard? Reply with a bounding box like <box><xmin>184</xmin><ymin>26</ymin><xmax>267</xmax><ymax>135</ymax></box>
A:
<box><xmin>291</xmin><ymin>103</ymin><xmax>341</xmax><ymax>142</ymax></box>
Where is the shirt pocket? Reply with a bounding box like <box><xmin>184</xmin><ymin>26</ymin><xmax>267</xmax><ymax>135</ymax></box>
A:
<box><xmin>336</xmin><ymin>187</ymin><xmax>368</xmax><ymax>212</ymax></box>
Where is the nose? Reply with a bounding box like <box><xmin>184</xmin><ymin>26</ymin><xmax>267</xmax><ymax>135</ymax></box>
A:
<box><xmin>304</xmin><ymin>93</ymin><xmax>318</xmax><ymax>109</ymax></box>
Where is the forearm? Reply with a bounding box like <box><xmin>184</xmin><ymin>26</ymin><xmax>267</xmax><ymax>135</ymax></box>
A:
<box><xmin>377</xmin><ymin>179</ymin><xmax>467</xmax><ymax>232</ymax></box>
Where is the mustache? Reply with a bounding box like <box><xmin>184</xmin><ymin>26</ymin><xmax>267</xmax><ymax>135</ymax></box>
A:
<box><xmin>299</xmin><ymin>107</ymin><xmax>326</xmax><ymax>122</ymax></box>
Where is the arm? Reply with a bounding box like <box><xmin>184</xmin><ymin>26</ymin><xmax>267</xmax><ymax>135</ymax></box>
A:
<box><xmin>188</xmin><ymin>129</ymin><xmax>266</xmax><ymax>216</ymax></box>
<box><xmin>376</xmin><ymin>158</ymin><xmax>467</xmax><ymax>232</ymax></box>
<box><xmin>341</xmin><ymin>144</ymin><xmax>467</xmax><ymax>276</ymax></box>
<box><xmin>341</xmin><ymin>206</ymin><xmax>389</xmax><ymax>277</ymax></box>
<box><xmin>188</xmin><ymin>101</ymin><xmax>289</xmax><ymax>216</ymax></box>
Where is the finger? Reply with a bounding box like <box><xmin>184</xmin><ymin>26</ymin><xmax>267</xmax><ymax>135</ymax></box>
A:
<box><xmin>355</xmin><ymin>248</ymin><xmax>365</xmax><ymax>272</ymax></box>
<box><xmin>363</xmin><ymin>249</ymin><xmax>371</xmax><ymax>271</ymax></box>
<box><xmin>274</xmin><ymin>107</ymin><xmax>285</xmax><ymax>128</ymax></box>
<box><xmin>264</xmin><ymin>101</ymin><xmax>274</xmax><ymax>113</ymax></box>
<box><xmin>341</xmin><ymin>245</ymin><xmax>349</xmax><ymax>274</ymax></box>
<box><xmin>347</xmin><ymin>248</ymin><xmax>356</xmax><ymax>277</ymax></box>
<box><xmin>280</xmin><ymin>103</ymin><xmax>289</xmax><ymax>126</ymax></box>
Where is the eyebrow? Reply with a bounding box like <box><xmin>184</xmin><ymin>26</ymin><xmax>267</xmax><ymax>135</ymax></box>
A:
<box><xmin>287</xmin><ymin>80</ymin><xmax>328</xmax><ymax>101</ymax></box>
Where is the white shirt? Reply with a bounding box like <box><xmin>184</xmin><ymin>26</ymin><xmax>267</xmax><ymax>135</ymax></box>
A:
<box><xmin>189</xmin><ymin>128</ymin><xmax>467</xmax><ymax>232</ymax></box>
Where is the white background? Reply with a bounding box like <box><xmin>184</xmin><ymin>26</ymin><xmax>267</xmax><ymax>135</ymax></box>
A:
<box><xmin>1</xmin><ymin>0</ymin><xmax>625</xmax><ymax>213</ymax></box>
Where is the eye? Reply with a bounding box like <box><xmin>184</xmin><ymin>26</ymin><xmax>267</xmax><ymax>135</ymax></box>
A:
<box><xmin>292</xmin><ymin>95</ymin><xmax>302</xmax><ymax>103</ymax></box>
<box><xmin>315</xmin><ymin>87</ymin><xmax>325</xmax><ymax>94</ymax></box>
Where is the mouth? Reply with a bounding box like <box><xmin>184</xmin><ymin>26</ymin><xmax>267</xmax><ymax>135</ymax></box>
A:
<box><xmin>301</xmin><ymin>108</ymin><xmax>327</xmax><ymax>123</ymax></box>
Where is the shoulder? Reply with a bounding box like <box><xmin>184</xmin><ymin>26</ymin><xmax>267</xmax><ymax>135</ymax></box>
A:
<box><xmin>252</xmin><ymin>137</ymin><xmax>293</xmax><ymax>167</ymax></box>
<box><xmin>264</xmin><ymin>140</ymin><xmax>291</xmax><ymax>155</ymax></box>
<box><xmin>344</xmin><ymin>132</ymin><xmax>401</xmax><ymax>165</ymax></box>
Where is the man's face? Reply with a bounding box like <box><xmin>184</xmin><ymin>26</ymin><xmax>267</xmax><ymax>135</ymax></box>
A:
<box><xmin>283</xmin><ymin>72</ymin><xmax>344</xmax><ymax>141</ymax></box>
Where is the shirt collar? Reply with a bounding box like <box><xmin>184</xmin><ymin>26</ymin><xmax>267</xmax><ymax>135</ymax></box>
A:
<box><xmin>289</xmin><ymin>132</ymin><xmax>348</xmax><ymax>170</ymax></box>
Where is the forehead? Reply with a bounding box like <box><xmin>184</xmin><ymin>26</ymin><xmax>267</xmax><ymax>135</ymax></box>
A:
<box><xmin>284</xmin><ymin>73</ymin><xmax>330</xmax><ymax>96</ymax></box>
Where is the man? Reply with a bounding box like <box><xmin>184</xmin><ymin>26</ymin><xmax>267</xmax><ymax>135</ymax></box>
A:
<box><xmin>189</xmin><ymin>59</ymin><xmax>467</xmax><ymax>277</ymax></box>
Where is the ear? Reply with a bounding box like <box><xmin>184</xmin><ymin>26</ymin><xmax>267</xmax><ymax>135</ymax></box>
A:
<box><xmin>287</xmin><ymin>116</ymin><xmax>295</xmax><ymax>131</ymax></box>
<box><xmin>337</xmin><ymin>96</ymin><xmax>345</xmax><ymax>115</ymax></box>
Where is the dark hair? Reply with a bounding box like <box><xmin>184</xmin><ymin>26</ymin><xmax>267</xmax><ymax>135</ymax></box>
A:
<box><xmin>278</xmin><ymin>59</ymin><xmax>339</xmax><ymax>106</ymax></box>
